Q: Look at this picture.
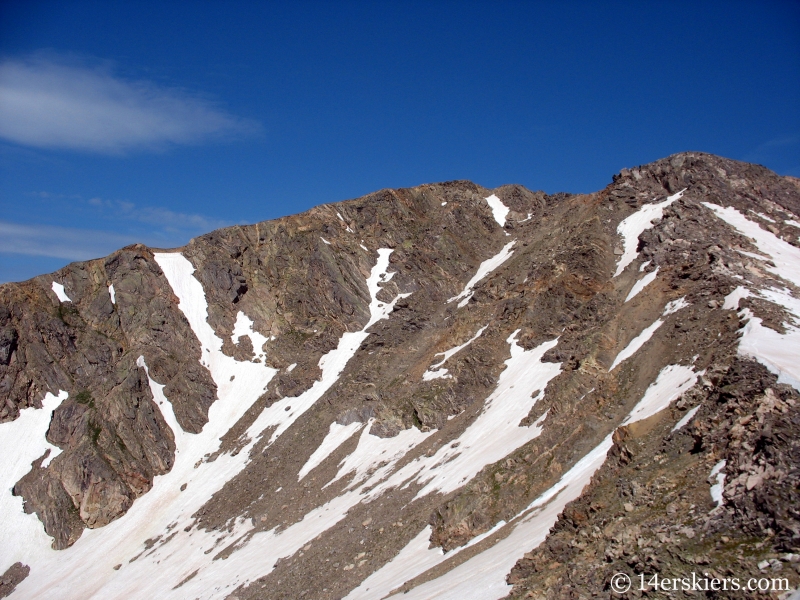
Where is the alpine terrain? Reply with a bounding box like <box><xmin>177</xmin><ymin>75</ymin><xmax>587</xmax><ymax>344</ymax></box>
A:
<box><xmin>1</xmin><ymin>152</ymin><xmax>799</xmax><ymax>599</ymax></box>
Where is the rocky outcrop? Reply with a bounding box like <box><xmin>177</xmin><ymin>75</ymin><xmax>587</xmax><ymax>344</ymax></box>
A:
<box><xmin>0</xmin><ymin>245</ymin><xmax>213</xmax><ymax>546</ymax></box>
<box><xmin>0</xmin><ymin>563</ymin><xmax>28</xmax><ymax>599</ymax></box>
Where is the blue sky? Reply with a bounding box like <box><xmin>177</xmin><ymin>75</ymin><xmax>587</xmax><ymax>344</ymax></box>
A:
<box><xmin>1</xmin><ymin>0</ymin><xmax>799</xmax><ymax>283</ymax></box>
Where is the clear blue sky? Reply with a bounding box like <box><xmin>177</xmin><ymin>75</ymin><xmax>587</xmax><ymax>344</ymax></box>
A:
<box><xmin>1</xmin><ymin>0</ymin><xmax>799</xmax><ymax>283</ymax></box>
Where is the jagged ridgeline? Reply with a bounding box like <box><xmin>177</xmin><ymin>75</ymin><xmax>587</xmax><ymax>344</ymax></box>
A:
<box><xmin>1</xmin><ymin>152</ymin><xmax>799</xmax><ymax>599</ymax></box>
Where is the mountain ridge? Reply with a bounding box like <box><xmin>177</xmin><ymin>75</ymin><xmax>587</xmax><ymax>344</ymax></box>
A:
<box><xmin>1</xmin><ymin>151</ymin><xmax>799</xmax><ymax>599</ymax></box>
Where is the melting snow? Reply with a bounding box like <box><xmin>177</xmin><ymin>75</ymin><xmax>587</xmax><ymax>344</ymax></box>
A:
<box><xmin>609</xmin><ymin>297</ymin><xmax>689</xmax><ymax>371</ymax></box>
<box><xmin>298</xmin><ymin>422</ymin><xmax>364</xmax><ymax>481</ymax></box>
<box><xmin>723</xmin><ymin>286</ymin><xmax>750</xmax><ymax>310</ymax></box>
<box><xmin>337</xmin><ymin>212</ymin><xmax>354</xmax><ymax>233</ymax></box>
<box><xmin>625</xmin><ymin>267</ymin><xmax>659</xmax><ymax>302</ymax></box>
<box><xmin>485</xmin><ymin>194</ymin><xmax>510</xmax><ymax>227</ymax></box>
<box><xmin>709</xmin><ymin>460</ymin><xmax>726</xmax><ymax>507</ymax></box>
<box><xmin>672</xmin><ymin>405</ymin><xmax>700</xmax><ymax>432</ymax></box>
<box><xmin>737</xmin><ymin>306</ymin><xmax>800</xmax><ymax>390</ymax></box>
<box><xmin>370</xmin><ymin>332</ymin><xmax>561</xmax><ymax>502</ymax></box>
<box><xmin>423</xmin><ymin>326</ymin><xmax>486</xmax><ymax>381</ymax></box>
<box><xmin>321</xmin><ymin>237</ymin><xmax>331</xmax><ymax>245</ymax></box>
<box><xmin>286</xmin><ymin>363</ymin><xmax>296</xmax><ymax>372</ymax></box>
<box><xmin>284</xmin><ymin>331</ymin><xmax>561</xmax><ymax>600</ymax></box>
<box><xmin>356</xmin><ymin>362</ymin><xmax>700</xmax><ymax>600</ymax></box>
<box><xmin>704</xmin><ymin>205</ymin><xmax>800</xmax><ymax>391</ymax></box>
<box><xmin>621</xmin><ymin>364</ymin><xmax>699</xmax><ymax>426</ymax></box>
<box><xmin>0</xmin><ymin>391</ymin><xmax>66</xmax><ymax>576</ymax></box>
<box><xmin>244</xmin><ymin>250</ymin><xmax>411</xmax><ymax>447</ymax></box>
<box><xmin>346</xmin><ymin>526</ymin><xmax>443</xmax><ymax>600</ymax></box>
<box><xmin>721</xmin><ymin>288</ymin><xmax>800</xmax><ymax>390</ymax></box>
<box><xmin>785</xmin><ymin>219</ymin><xmax>800</xmax><ymax>229</ymax></box>
<box><xmin>448</xmin><ymin>241</ymin><xmax>515</xmax><ymax>308</ymax></box>
<box><xmin>51</xmin><ymin>282</ymin><xmax>71</xmax><ymax>302</ymax></box>
<box><xmin>663</xmin><ymin>296</ymin><xmax>690</xmax><ymax>315</ymax></box>
<box><xmin>384</xmin><ymin>435</ymin><xmax>616</xmax><ymax>600</ymax></box>
<box><xmin>108</xmin><ymin>284</ymin><xmax>116</xmax><ymax>304</ymax></box>
<box><xmin>326</xmin><ymin>421</ymin><xmax>433</xmax><ymax>490</ymax></box>
<box><xmin>609</xmin><ymin>321</ymin><xmax>662</xmax><ymax>372</ymax></box>
<box><xmin>231</xmin><ymin>311</ymin><xmax>268</xmax><ymax>361</ymax></box>
<box><xmin>10</xmin><ymin>248</ymin><xmax>408</xmax><ymax>599</ymax></box>
<box><xmin>703</xmin><ymin>203</ymin><xmax>800</xmax><ymax>289</ymax></box>
<box><xmin>614</xmin><ymin>189</ymin><xmax>685</xmax><ymax>277</ymax></box>
<box><xmin>422</xmin><ymin>367</ymin><xmax>451</xmax><ymax>381</ymax></box>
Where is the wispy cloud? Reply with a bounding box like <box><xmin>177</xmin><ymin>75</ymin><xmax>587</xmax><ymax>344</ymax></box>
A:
<box><xmin>0</xmin><ymin>221</ymin><xmax>144</xmax><ymax>261</ymax></box>
<box><xmin>0</xmin><ymin>54</ymin><xmax>259</xmax><ymax>153</ymax></box>
<box><xmin>8</xmin><ymin>190</ymin><xmax>241</xmax><ymax>260</ymax></box>
<box><xmin>2</xmin><ymin>192</ymin><xmax>237</xmax><ymax>262</ymax></box>
<box><xmin>84</xmin><ymin>196</ymin><xmax>233</xmax><ymax>232</ymax></box>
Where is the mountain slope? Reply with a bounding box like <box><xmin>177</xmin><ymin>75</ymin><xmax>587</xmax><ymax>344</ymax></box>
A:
<box><xmin>1</xmin><ymin>152</ymin><xmax>799</xmax><ymax>599</ymax></box>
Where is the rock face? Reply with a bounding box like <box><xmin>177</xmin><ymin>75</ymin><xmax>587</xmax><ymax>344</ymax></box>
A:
<box><xmin>0</xmin><ymin>152</ymin><xmax>799</xmax><ymax>599</ymax></box>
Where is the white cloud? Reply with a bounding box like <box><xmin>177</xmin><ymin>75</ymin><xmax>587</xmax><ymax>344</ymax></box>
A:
<box><xmin>5</xmin><ymin>192</ymin><xmax>237</xmax><ymax>264</ymax></box>
<box><xmin>0</xmin><ymin>55</ymin><xmax>258</xmax><ymax>153</ymax></box>
<box><xmin>81</xmin><ymin>195</ymin><xmax>232</xmax><ymax>231</ymax></box>
<box><xmin>0</xmin><ymin>221</ymin><xmax>145</xmax><ymax>261</ymax></box>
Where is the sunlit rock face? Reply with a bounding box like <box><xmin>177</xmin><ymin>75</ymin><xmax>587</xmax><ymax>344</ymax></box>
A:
<box><xmin>1</xmin><ymin>152</ymin><xmax>799</xmax><ymax>599</ymax></box>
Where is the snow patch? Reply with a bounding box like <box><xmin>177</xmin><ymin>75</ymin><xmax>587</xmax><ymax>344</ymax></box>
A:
<box><xmin>485</xmin><ymin>194</ymin><xmax>510</xmax><ymax>227</ymax></box>
<box><xmin>703</xmin><ymin>203</ymin><xmax>800</xmax><ymax>289</ymax></box>
<box><xmin>346</xmin><ymin>526</ymin><xmax>443</xmax><ymax>600</ymax></box>
<box><xmin>609</xmin><ymin>297</ymin><xmax>688</xmax><ymax>371</ymax></box>
<box><xmin>621</xmin><ymin>364</ymin><xmax>699</xmax><ymax>426</ymax></box>
<box><xmin>337</xmin><ymin>212</ymin><xmax>354</xmax><ymax>233</ymax></box>
<box><xmin>327</xmin><ymin>421</ymin><xmax>433</xmax><ymax>490</ymax></box>
<box><xmin>0</xmin><ymin>391</ymin><xmax>66</xmax><ymax>575</ymax></box>
<box><xmin>448</xmin><ymin>241</ymin><xmax>515</xmax><ymax>307</ymax></box>
<box><xmin>108</xmin><ymin>284</ymin><xmax>116</xmax><ymax>304</ymax></box>
<box><xmin>51</xmin><ymin>281</ymin><xmax>71</xmax><ymax>302</ymax></box>
<box><xmin>614</xmin><ymin>189</ymin><xmax>685</xmax><ymax>277</ymax></box>
<box><xmin>231</xmin><ymin>311</ymin><xmax>268</xmax><ymax>361</ymax></box>
<box><xmin>723</xmin><ymin>286</ymin><xmax>750</xmax><ymax>310</ymax></box>
<box><xmin>704</xmin><ymin>204</ymin><xmax>800</xmax><ymax>390</ymax></box>
<box><xmin>321</xmin><ymin>237</ymin><xmax>331</xmax><ymax>245</ymax></box>
<box><xmin>709</xmin><ymin>460</ymin><xmax>726</xmax><ymax>507</ymax></box>
<box><xmin>244</xmin><ymin>249</ymin><xmax>411</xmax><ymax>448</ymax></box>
<box><xmin>663</xmin><ymin>296</ymin><xmax>690</xmax><ymax>315</ymax></box>
<box><xmin>737</xmin><ymin>307</ymin><xmax>800</xmax><ymax>390</ymax></box>
<box><xmin>136</xmin><ymin>357</ymin><xmax>185</xmax><ymax>453</ymax></box>
<box><xmin>423</xmin><ymin>326</ymin><xmax>486</xmax><ymax>381</ymax></box>
<box><xmin>286</xmin><ymin>363</ymin><xmax>296</xmax><ymax>372</ymax></box>
<box><xmin>625</xmin><ymin>267</ymin><xmax>659</xmax><ymax>302</ymax></box>
<box><xmin>672</xmin><ymin>405</ymin><xmax>700</xmax><ymax>432</ymax></box>
<box><xmin>371</xmin><ymin>362</ymin><xmax>698</xmax><ymax>600</ymax></box>
<box><xmin>375</xmin><ymin>332</ymin><xmax>561</xmax><ymax>502</ymax></box>
<box><xmin>609</xmin><ymin>320</ymin><xmax>662</xmax><ymax>372</ymax></box>
<box><xmin>298</xmin><ymin>421</ymin><xmax>364</xmax><ymax>481</ymax></box>
<box><xmin>10</xmin><ymin>249</ymin><xmax>408</xmax><ymax>598</ymax></box>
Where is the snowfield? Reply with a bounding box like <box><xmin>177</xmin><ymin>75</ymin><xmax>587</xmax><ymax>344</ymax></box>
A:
<box><xmin>614</xmin><ymin>189</ymin><xmax>685</xmax><ymax>277</ymax></box>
